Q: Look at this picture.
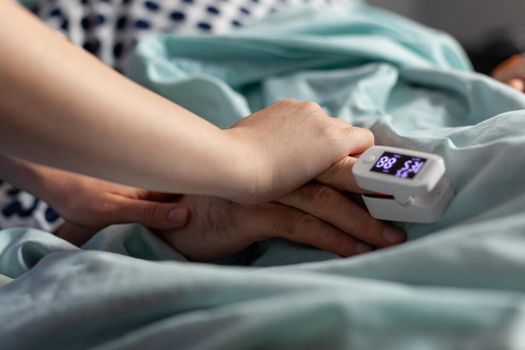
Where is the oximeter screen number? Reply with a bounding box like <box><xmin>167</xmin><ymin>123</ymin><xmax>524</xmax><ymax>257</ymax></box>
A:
<box><xmin>370</xmin><ymin>152</ymin><xmax>427</xmax><ymax>179</ymax></box>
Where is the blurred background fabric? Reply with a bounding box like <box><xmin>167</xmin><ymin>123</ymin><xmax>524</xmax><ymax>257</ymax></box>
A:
<box><xmin>368</xmin><ymin>0</ymin><xmax>525</xmax><ymax>74</ymax></box>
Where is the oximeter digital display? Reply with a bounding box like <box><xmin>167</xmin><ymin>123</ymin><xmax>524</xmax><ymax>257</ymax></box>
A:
<box><xmin>370</xmin><ymin>152</ymin><xmax>427</xmax><ymax>179</ymax></box>
<box><xmin>352</xmin><ymin>146</ymin><xmax>454</xmax><ymax>223</ymax></box>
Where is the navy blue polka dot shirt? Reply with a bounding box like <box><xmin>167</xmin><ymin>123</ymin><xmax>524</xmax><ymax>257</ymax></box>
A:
<box><xmin>34</xmin><ymin>0</ymin><xmax>342</xmax><ymax>70</ymax></box>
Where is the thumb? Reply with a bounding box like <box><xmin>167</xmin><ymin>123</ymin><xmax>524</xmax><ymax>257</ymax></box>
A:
<box><xmin>317</xmin><ymin>156</ymin><xmax>370</xmax><ymax>193</ymax></box>
<box><xmin>117</xmin><ymin>198</ymin><xmax>190</xmax><ymax>230</ymax></box>
<box><xmin>340</xmin><ymin>126</ymin><xmax>374</xmax><ymax>156</ymax></box>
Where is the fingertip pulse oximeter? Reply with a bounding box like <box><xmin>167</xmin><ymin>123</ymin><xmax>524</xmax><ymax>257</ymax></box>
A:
<box><xmin>352</xmin><ymin>146</ymin><xmax>454</xmax><ymax>223</ymax></box>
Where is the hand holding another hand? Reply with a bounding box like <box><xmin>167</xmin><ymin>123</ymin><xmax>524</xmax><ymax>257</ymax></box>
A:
<box><xmin>159</xmin><ymin>156</ymin><xmax>405</xmax><ymax>261</ymax></box>
<box><xmin>0</xmin><ymin>156</ymin><xmax>191</xmax><ymax>246</ymax></box>
<box><xmin>225</xmin><ymin>99</ymin><xmax>374</xmax><ymax>203</ymax></box>
<box><xmin>44</xmin><ymin>169</ymin><xmax>190</xmax><ymax>246</ymax></box>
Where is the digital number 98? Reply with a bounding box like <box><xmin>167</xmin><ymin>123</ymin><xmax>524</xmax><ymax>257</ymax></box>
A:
<box><xmin>375</xmin><ymin>156</ymin><xmax>397</xmax><ymax>170</ymax></box>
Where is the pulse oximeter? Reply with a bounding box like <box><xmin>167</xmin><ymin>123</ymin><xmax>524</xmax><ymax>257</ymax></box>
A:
<box><xmin>352</xmin><ymin>146</ymin><xmax>454</xmax><ymax>223</ymax></box>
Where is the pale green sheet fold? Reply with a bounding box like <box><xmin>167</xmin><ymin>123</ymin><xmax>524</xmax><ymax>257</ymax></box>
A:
<box><xmin>3</xmin><ymin>3</ymin><xmax>525</xmax><ymax>349</ymax></box>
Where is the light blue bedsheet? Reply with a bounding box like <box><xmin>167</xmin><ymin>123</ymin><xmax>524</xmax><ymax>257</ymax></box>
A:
<box><xmin>3</xmin><ymin>3</ymin><xmax>525</xmax><ymax>349</ymax></box>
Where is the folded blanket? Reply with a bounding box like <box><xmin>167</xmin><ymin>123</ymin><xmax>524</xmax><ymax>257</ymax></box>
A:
<box><xmin>3</xmin><ymin>3</ymin><xmax>525</xmax><ymax>349</ymax></box>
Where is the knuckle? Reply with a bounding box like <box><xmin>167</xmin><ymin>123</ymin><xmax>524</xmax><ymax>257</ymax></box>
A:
<box><xmin>311</xmin><ymin>185</ymin><xmax>339</xmax><ymax>207</ymax></box>
<box><xmin>363</xmin><ymin>128</ymin><xmax>375</xmax><ymax>145</ymax></box>
<box><xmin>205</xmin><ymin>198</ymin><xmax>238</xmax><ymax>238</ymax></box>
<box><xmin>349</xmin><ymin>127</ymin><xmax>375</xmax><ymax>147</ymax></box>
<box><xmin>301</xmin><ymin>101</ymin><xmax>321</xmax><ymax>111</ymax></box>
<box><xmin>295</xmin><ymin>214</ymin><xmax>323</xmax><ymax>234</ymax></box>
<box><xmin>291</xmin><ymin>184</ymin><xmax>317</xmax><ymax>203</ymax></box>
<box><xmin>277</xmin><ymin>98</ymin><xmax>299</xmax><ymax>106</ymax></box>
<box><xmin>319</xmin><ymin>124</ymin><xmax>341</xmax><ymax>143</ymax></box>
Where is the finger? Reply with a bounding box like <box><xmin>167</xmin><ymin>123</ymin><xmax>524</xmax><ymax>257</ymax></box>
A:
<box><xmin>341</xmin><ymin>126</ymin><xmax>375</xmax><ymax>156</ymax></box>
<box><xmin>317</xmin><ymin>156</ymin><xmax>368</xmax><ymax>193</ymax></box>
<box><xmin>329</xmin><ymin>116</ymin><xmax>354</xmax><ymax>128</ymax></box>
<box><xmin>279</xmin><ymin>183</ymin><xmax>406</xmax><ymax>248</ymax></box>
<box><xmin>54</xmin><ymin>222</ymin><xmax>97</xmax><ymax>246</ymax></box>
<box><xmin>248</xmin><ymin>203</ymin><xmax>374</xmax><ymax>257</ymax></box>
<box><xmin>506</xmin><ymin>78</ymin><xmax>525</xmax><ymax>92</ymax></box>
<box><xmin>114</xmin><ymin>197</ymin><xmax>190</xmax><ymax>230</ymax></box>
<box><xmin>493</xmin><ymin>54</ymin><xmax>525</xmax><ymax>82</ymax></box>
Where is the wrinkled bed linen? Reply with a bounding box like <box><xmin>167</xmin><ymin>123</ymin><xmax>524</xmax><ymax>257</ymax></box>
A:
<box><xmin>3</xmin><ymin>3</ymin><xmax>525</xmax><ymax>349</ymax></box>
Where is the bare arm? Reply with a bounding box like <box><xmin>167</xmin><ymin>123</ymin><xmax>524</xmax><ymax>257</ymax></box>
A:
<box><xmin>0</xmin><ymin>1</ymin><xmax>373</xmax><ymax>203</ymax></box>
<box><xmin>0</xmin><ymin>154</ymin><xmax>191</xmax><ymax>245</ymax></box>
<box><xmin>0</xmin><ymin>1</ymin><xmax>246</xmax><ymax>198</ymax></box>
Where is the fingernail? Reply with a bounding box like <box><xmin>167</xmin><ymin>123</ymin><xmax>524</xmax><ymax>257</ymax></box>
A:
<box><xmin>355</xmin><ymin>242</ymin><xmax>373</xmax><ymax>254</ymax></box>
<box><xmin>382</xmin><ymin>227</ymin><xmax>405</xmax><ymax>244</ymax></box>
<box><xmin>168</xmin><ymin>208</ymin><xmax>188</xmax><ymax>225</ymax></box>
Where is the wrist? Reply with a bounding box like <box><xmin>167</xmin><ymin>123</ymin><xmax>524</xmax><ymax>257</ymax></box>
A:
<box><xmin>220</xmin><ymin>128</ymin><xmax>268</xmax><ymax>204</ymax></box>
<box><xmin>0</xmin><ymin>154</ymin><xmax>49</xmax><ymax>197</ymax></box>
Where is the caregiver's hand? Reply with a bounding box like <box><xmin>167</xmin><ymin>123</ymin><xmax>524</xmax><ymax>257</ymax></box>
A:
<box><xmin>48</xmin><ymin>171</ymin><xmax>190</xmax><ymax>246</ymax></box>
<box><xmin>0</xmin><ymin>155</ymin><xmax>189</xmax><ymax>246</ymax></box>
<box><xmin>0</xmin><ymin>3</ymin><xmax>372</xmax><ymax>205</ymax></box>
<box><xmin>159</xmin><ymin>157</ymin><xmax>405</xmax><ymax>261</ymax></box>
<box><xmin>493</xmin><ymin>54</ymin><xmax>525</xmax><ymax>92</ymax></box>
<box><xmin>225</xmin><ymin>99</ymin><xmax>374</xmax><ymax>203</ymax></box>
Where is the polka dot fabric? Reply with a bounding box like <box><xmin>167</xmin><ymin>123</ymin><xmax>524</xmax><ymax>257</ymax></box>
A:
<box><xmin>33</xmin><ymin>0</ymin><xmax>344</xmax><ymax>70</ymax></box>
<box><xmin>0</xmin><ymin>0</ymin><xmax>343</xmax><ymax>232</ymax></box>
<box><xmin>0</xmin><ymin>180</ymin><xmax>64</xmax><ymax>232</ymax></box>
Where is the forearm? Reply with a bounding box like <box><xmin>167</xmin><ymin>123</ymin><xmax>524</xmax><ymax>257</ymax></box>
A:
<box><xmin>0</xmin><ymin>1</ymin><xmax>246</xmax><ymax>197</ymax></box>
<box><xmin>0</xmin><ymin>154</ymin><xmax>79</xmax><ymax>204</ymax></box>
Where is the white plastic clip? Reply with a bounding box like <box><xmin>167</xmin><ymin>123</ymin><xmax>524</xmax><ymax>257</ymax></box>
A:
<box><xmin>353</xmin><ymin>146</ymin><xmax>454</xmax><ymax>223</ymax></box>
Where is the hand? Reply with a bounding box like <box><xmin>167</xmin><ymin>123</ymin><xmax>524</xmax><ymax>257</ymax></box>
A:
<box><xmin>225</xmin><ymin>99</ymin><xmax>374</xmax><ymax>204</ymax></box>
<box><xmin>493</xmin><ymin>54</ymin><xmax>525</xmax><ymax>92</ymax></box>
<box><xmin>0</xmin><ymin>155</ymin><xmax>190</xmax><ymax>246</ymax></box>
<box><xmin>43</xmin><ymin>169</ymin><xmax>190</xmax><ymax>246</ymax></box>
<box><xmin>159</xmin><ymin>157</ymin><xmax>405</xmax><ymax>261</ymax></box>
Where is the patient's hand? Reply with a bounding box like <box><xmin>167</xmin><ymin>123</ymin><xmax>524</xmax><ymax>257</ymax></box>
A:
<box><xmin>493</xmin><ymin>54</ymin><xmax>525</xmax><ymax>92</ymax></box>
<box><xmin>159</xmin><ymin>157</ymin><xmax>405</xmax><ymax>261</ymax></box>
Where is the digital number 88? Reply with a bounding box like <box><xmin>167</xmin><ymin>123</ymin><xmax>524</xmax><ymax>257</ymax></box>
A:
<box><xmin>375</xmin><ymin>156</ymin><xmax>397</xmax><ymax>170</ymax></box>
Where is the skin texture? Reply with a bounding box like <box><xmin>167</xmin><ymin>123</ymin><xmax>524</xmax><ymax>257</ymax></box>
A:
<box><xmin>0</xmin><ymin>1</ymin><xmax>374</xmax><ymax>204</ymax></box>
<box><xmin>493</xmin><ymin>54</ymin><xmax>525</xmax><ymax>93</ymax></box>
<box><xmin>0</xmin><ymin>154</ymin><xmax>405</xmax><ymax>254</ymax></box>
<box><xmin>0</xmin><ymin>2</ymin><xmax>402</xmax><ymax>255</ymax></box>
<box><xmin>0</xmin><ymin>155</ymin><xmax>190</xmax><ymax>246</ymax></box>
<box><xmin>159</xmin><ymin>157</ymin><xmax>406</xmax><ymax>261</ymax></box>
